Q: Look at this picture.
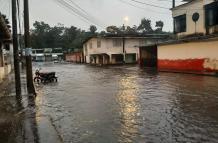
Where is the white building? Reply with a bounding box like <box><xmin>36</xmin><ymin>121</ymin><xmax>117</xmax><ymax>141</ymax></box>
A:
<box><xmin>156</xmin><ymin>0</ymin><xmax>218</xmax><ymax>75</ymax></box>
<box><xmin>172</xmin><ymin>0</ymin><xmax>218</xmax><ymax>37</ymax></box>
<box><xmin>83</xmin><ymin>34</ymin><xmax>168</xmax><ymax>65</ymax></box>
<box><xmin>32</xmin><ymin>48</ymin><xmax>63</xmax><ymax>62</ymax></box>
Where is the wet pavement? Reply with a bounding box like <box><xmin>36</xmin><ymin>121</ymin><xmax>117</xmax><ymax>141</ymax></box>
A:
<box><xmin>0</xmin><ymin>70</ymin><xmax>62</xmax><ymax>143</ymax></box>
<box><xmin>33</xmin><ymin>63</ymin><xmax>218</xmax><ymax>143</ymax></box>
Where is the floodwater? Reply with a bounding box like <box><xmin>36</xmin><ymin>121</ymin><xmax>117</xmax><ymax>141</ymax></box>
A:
<box><xmin>34</xmin><ymin>63</ymin><xmax>218</xmax><ymax>143</ymax></box>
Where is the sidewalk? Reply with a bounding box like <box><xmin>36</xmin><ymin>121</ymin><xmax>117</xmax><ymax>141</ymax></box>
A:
<box><xmin>0</xmin><ymin>71</ymin><xmax>63</xmax><ymax>143</ymax></box>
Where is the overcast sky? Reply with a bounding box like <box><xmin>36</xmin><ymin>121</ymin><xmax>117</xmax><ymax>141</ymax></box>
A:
<box><xmin>1</xmin><ymin>0</ymin><xmax>183</xmax><ymax>32</ymax></box>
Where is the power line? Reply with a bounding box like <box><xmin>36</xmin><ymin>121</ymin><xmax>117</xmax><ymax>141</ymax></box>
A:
<box><xmin>68</xmin><ymin>0</ymin><xmax>105</xmax><ymax>25</ymax></box>
<box><xmin>54</xmin><ymin>0</ymin><xmax>105</xmax><ymax>29</ymax></box>
<box><xmin>129</xmin><ymin>0</ymin><xmax>170</xmax><ymax>9</ymax></box>
<box><xmin>53</xmin><ymin>0</ymin><xmax>92</xmax><ymax>25</ymax></box>
<box><xmin>66</xmin><ymin>0</ymin><xmax>106</xmax><ymax>27</ymax></box>
<box><xmin>118</xmin><ymin>0</ymin><xmax>170</xmax><ymax>15</ymax></box>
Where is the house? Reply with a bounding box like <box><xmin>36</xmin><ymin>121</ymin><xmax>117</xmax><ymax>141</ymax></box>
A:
<box><xmin>83</xmin><ymin>34</ymin><xmax>168</xmax><ymax>65</ymax></box>
<box><xmin>0</xmin><ymin>13</ymin><xmax>13</xmax><ymax>82</ymax></box>
<box><xmin>141</xmin><ymin>0</ymin><xmax>218</xmax><ymax>75</ymax></box>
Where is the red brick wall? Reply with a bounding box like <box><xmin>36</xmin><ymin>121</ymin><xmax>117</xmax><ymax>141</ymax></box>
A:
<box><xmin>65</xmin><ymin>52</ymin><xmax>83</xmax><ymax>63</ymax></box>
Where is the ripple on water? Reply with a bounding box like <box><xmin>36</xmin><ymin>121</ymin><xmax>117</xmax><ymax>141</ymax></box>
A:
<box><xmin>34</xmin><ymin>64</ymin><xmax>218</xmax><ymax>143</ymax></box>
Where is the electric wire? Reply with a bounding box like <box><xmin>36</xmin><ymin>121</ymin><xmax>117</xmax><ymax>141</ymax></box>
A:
<box><xmin>118</xmin><ymin>0</ymin><xmax>170</xmax><ymax>15</ymax></box>
<box><xmin>54</xmin><ymin>0</ymin><xmax>106</xmax><ymax>29</ymax></box>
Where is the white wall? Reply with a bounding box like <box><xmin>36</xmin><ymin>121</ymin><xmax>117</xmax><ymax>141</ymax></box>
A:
<box><xmin>172</xmin><ymin>0</ymin><xmax>215</xmax><ymax>37</ymax></box>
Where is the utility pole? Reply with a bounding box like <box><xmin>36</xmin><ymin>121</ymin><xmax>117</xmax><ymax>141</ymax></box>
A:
<box><xmin>173</xmin><ymin>0</ymin><xmax>176</xmax><ymax>33</ymax></box>
<box><xmin>12</xmin><ymin>0</ymin><xmax>21</xmax><ymax>96</ymax></box>
<box><xmin>24</xmin><ymin>0</ymin><xmax>35</xmax><ymax>95</ymax></box>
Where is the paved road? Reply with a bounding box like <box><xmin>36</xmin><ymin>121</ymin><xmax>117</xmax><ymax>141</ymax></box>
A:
<box><xmin>34</xmin><ymin>63</ymin><xmax>218</xmax><ymax>143</ymax></box>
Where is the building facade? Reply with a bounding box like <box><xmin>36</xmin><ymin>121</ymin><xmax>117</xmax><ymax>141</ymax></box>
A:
<box><xmin>83</xmin><ymin>35</ymin><xmax>167</xmax><ymax>65</ymax></box>
<box><xmin>32</xmin><ymin>48</ymin><xmax>64</xmax><ymax>62</ymax></box>
<box><xmin>157</xmin><ymin>0</ymin><xmax>218</xmax><ymax>75</ymax></box>
<box><xmin>172</xmin><ymin>0</ymin><xmax>217</xmax><ymax>37</ymax></box>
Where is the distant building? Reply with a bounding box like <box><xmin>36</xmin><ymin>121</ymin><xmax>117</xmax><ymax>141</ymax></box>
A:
<box><xmin>52</xmin><ymin>48</ymin><xmax>64</xmax><ymax>61</ymax></box>
<box><xmin>83</xmin><ymin>34</ymin><xmax>168</xmax><ymax>65</ymax></box>
<box><xmin>32</xmin><ymin>48</ymin><xmax>63</xmax><ymax>62</ymax></box>
<box><xmin>32</xmin><ymin>49</ymin><xmax>45</xmax><ymax>62</ymax></box>
<box><xmin>142</xmin><ymin>0</ymin><xmax>218</xmax><ymax>75</ymax></box>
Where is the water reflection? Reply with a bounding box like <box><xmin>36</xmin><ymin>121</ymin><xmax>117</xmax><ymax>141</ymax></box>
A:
<box><xmin>116</xmin><ymin>74</ymin><xmax>141</xmax><ymax>143</ymax></box>
<box><xmin>32</xmin><ymin>64</ymin><xmax>218</xmax><ymax>143</ymax></box>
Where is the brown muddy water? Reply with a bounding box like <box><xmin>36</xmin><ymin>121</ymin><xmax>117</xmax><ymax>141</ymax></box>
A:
<box><xmin>33</xmin><ymin>63</ymin><xmax>218</xmax><ymax>143</ymax></box>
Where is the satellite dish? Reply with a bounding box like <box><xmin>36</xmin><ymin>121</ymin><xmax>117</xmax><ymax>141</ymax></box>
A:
<box><xmin>192</xmin><ymin>13</ymin><xmax>200</xmax><ymax>22</ymax></box>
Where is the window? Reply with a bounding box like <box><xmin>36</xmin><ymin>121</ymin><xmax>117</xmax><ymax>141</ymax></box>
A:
<box><xmin>89</xmin><ymin>42</ymin><xmax>92</xmax><ymax>49</ymax></box>
<box><xmin>97</xmin><ymin>39</ymin><xmax>101</xmax><ymax>48</ymax></box>
<box><xmin>205</xmin><ymin>1</ymin><xmax>218</xmax><ymax>27</ymax></box>
<box><xmin>113</xmin><ymin>39</ymin><xmax>122</xmax><ymax>47</ymax></box>
<box><xmin>174</xmin><ymin>14</ymin><xmax>187</xmax><ymax>33</ymax></box>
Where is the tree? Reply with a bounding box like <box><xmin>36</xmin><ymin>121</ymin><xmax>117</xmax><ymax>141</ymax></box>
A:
<box><xmin>125</xmin><ymin>26</ymin><xmax>138</xmax><ymax>34</ymax></box>
<box><xmin>31</xmin><ymin>21</ymin><xmax>65</xmax><ymax>49</ymax></box>
<box><xmin>89</xmin><ymin>25</ymin><xmax>97</xmax><ymax>34</ymax></box>
<box><xmin>155</xmin><ymin>20</ymin><xmax>164</xmax><ymax>33</ymax></box>
<box><xmin>31</xmin><ymin>21</ymin><xmax>51</xmax><ymax>48</ymax></box>
<box><xmin>138</xmin><ymin>18</ymin><xmax>153</xmax><ymax>33</ymax></box>
<box><xmin>106</xmin><ymin>26</ymin><xmax>121</xmax><ymax>34</ymax></box>
<box><xmin>2</xmin><ymin>14</ymin><xmax>11</xmax><ymax>32</ymax></box>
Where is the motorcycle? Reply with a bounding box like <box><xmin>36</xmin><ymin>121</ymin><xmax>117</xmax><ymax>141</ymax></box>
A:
<box><xmin>34</xmin><ymin>69</ymin><xmax>58</xmax><ymax>83</ymax></box>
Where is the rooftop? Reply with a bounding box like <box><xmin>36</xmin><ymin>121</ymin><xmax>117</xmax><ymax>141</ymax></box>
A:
<box><xmin>83</xmin><ymin>33</ymin><xmax>171</xmax><ymax>44</ymax></box>
<box><xmin>157</xmin><ymin>34</ymin><xmax>218</xmax><ymax>46</ymax></box>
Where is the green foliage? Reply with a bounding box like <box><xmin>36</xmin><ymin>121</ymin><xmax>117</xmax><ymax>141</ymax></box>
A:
<box><xmin>89</xmin><ymin>25</ymin><xmax>97</xmax><ymax>34</ymax></box>
<box><xmin>138</xmin><ymin>18</ymin><xmax>153</xmax><ymax>33</ymax></box>
<box><xmin>155</xmin><ymin>21</ymin><xmax>164</xmax><ymax>33</ymax></box>
<box><xmin>106</xmin><ymin>26</ymin><xmax>121</xmax><ymax>34</ymax></box>
<box><xmin>30</xmin><ymin>19</ymin><xmax>169</xmax><ymax>53</ymax></box>
<box><xmin>1</xmin><ymin>14</ymin><xmax>11</xmax><ymax>32</ymax></box>
<box><xmin>30</xmin><ymin>21</ymin><xmax>93</xmax><ymax>52</ymax></box>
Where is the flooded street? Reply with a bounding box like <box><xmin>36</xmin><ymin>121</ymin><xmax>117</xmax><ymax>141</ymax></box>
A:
<box><xmin>34</xmin><ymin>63</ymin><xmax>218</xmax><ymax>143</ymax></box>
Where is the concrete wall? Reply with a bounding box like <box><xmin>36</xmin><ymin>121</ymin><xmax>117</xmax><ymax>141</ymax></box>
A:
<box><xmin>172</xmin><ymin>0</ymin><xmax>215</xmax><ymax>37</ymax></box>
<box><xmin>66</xmin><ymin>52</ymin><xmax>83</xmax><ymax>63</ymax></box>
<box><xmin>158</xmin><ymin>38</ymin><xmax>218</xmax><ymax>74</ymax></box>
